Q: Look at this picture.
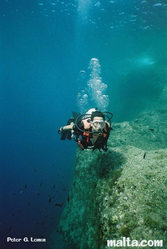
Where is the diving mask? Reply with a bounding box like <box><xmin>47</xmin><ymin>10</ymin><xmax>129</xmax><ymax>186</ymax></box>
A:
<box><xmin>92</xmin><ymin>120</ymin><xmax>106</xmax><ymax>130</ymax></box>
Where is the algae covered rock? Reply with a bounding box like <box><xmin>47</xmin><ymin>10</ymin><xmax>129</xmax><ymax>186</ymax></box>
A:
<box><xmin>58</xmin><ymin>109</ymin><xmax>167</xmax><ymax>249</ymax></box>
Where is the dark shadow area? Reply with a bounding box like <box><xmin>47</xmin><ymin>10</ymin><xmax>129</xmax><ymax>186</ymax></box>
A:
<box><xmin>93</xmin><ymin>150</ymin><xmax>126</xmax><ymax>180</ymax></box>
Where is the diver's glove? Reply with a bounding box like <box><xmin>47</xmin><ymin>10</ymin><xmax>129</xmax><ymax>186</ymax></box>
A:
<box><xmin>103</xmin><ymin>145</ymin><xmax>108</xmax><ymax>152</ymax></box>
<box><xmin>99</xmin><ymin>146</ymin><xmax>108</xmax><ymax>153</ymax></box>
<box><xmin>58</xmin><ymin>127</ymin><xmax>63</xmax><ymax>135</ymax></box>
<box><xmin>99</xmin><ymin>148</ymin><xmax>105</xmax><ymax>154</ymax></box>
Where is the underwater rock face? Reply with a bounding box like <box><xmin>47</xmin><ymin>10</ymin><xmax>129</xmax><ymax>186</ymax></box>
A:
<box><xmin>58</xmin><ymin>109</ymin><xmax>167</xmax><ymax>249</ymax></box>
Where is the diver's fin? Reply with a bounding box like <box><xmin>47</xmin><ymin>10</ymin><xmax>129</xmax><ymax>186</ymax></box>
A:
<box><xmin>60</xmin><ymin>131</ymin><xmax>68</xmax><ymax>140</ymax></box>
<box><xmin>67</xmin><ymin>131</ymin><xmax>72</xmax><ymax>140</ymax></box>
<box><xmin>60</xmin><ymin>130</ymin><xmax>72</xmax><ymax>140</ymax></box>
<box><xmin>72</xmin><ymin>111</ymin><xmax>81</xmax><ymax>121</ymax></box>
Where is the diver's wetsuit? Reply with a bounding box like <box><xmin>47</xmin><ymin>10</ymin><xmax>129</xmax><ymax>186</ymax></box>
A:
<box><xmin>73</xmin><ymin>122</ymin><xmax>110</xmax><ymax>150</ymax></box>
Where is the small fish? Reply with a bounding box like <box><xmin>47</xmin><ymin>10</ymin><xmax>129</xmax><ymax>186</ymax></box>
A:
<box><xmin>40</xmin><ymin>182</ymin><xmax>42</xmax><ymax>186</ymax></box>
<box><xmin>53</xmin><ymin>184</ymin><xmax>55</xmax><ymax>188</ymax></box>
<box><xmin>38</xmin><ymin>3</ymin><xmax>44</xmax><ymax>6</ymax></box>
<box><xmin>143</xmin><ymin>152</ymin><xmax>146</xmax><ymax>159</ymax></box>
<box><xmin>37</xmin><ymin>192</ymin><xmax>40</xmax><ymax>196</ymax></box>
<box><xmin>28</xmin><ymin>202</ymin><xmax>30</xmax><ymax>206</ymax></box>
<box><xmin>149</xmin><ymin>128</ymin><xmax>154</xmax><ymax>131</ymax></box>
<box><xmin>12</xmin><ymin>213</ymin><xmax>15</xmax><ymax>217</ymax></box>
<box><xmin>25</xmin><ymin>184</ymin><xmax>27</xmax><ymax>189</ymax></box>
<box><xmin>154</xmin><ymin>3</ymin><xmax>162</xmax><ymax>7</ymax></box>
<box><xmin>44</xmin><ymin>207</ymin><xmax>47</xmax><ymax>211</ymax></box>
<box><xmin>67</xmin><ymin>196</ymin><xmax>70</xmax><ymax>202</ymax></box>
<box><xmin>8</xmin><ymin>226</ymin><xmax>11</xmax><ymax>232</ymax></box>
<box><xmin>34</xmin><ymin>169</ymin><xmax>37</xmax><ymax>172</ymax></box>
<box><xmin>55</xmin><ymin>203</ymin><xmax>63</xmax><ymax>207</ymax></box>
<box><xmin>49</xmin><ymin>197</ymin><xmax>51</xmax><ymax>203</ymax></box>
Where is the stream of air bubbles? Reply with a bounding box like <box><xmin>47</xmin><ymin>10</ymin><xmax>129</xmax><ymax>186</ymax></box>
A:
<box><xmin>77</xmin><ymin>58</ymin><xmax>109</xmax><ymax>113</ymax></box>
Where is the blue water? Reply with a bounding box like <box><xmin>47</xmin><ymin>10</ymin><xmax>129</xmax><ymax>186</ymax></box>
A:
<box><xmin>1</xmin><ymin>0</ymin><xmax>167</xmax><ymax>248</ymax></box>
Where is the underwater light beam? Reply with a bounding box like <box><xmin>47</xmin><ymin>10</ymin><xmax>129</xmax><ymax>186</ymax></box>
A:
<box><xmin>77</xmin><ymin>0</ymin><xmax>93</xmax><ymax>23</ymax></box>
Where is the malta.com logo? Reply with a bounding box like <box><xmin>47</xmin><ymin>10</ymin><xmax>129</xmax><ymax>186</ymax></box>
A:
<box><xmin>107</xmin><ymin>237</ymin><xmax>163</xmax><ymax>247</ymax></box>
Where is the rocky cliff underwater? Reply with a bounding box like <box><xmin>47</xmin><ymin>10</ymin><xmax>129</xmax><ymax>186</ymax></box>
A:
<box><xmin>57</xmin><ymin>109</ymin><xmax>167</xmax><ymax>249</ymax></box>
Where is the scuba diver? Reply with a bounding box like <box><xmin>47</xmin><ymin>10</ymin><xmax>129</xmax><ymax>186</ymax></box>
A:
<box><xmin>58</xmin><ymin>108</ymin><xmax>113</xmax><ymax>152</ymax></box>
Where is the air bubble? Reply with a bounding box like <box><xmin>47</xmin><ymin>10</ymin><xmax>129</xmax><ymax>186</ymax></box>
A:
<box><xmin>77</xmin><ymin>58</ymin><xmax>109</xmax><ymax>113</ymax></box>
